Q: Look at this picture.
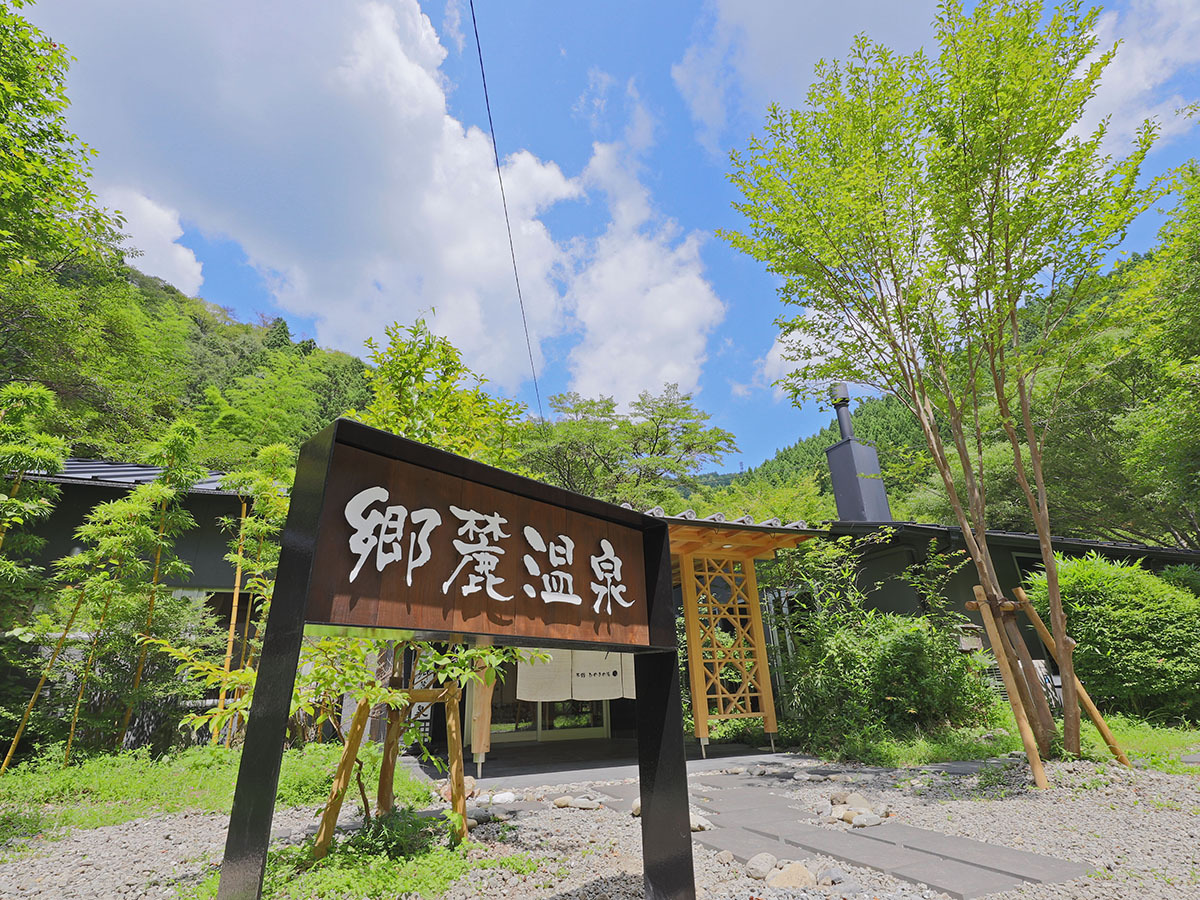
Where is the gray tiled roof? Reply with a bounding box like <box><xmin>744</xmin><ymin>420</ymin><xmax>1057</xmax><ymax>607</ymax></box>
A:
<box><xmin>33</xmin><ymin>458</ymin><xmax>233</xmax><ymax>494</ymax></box>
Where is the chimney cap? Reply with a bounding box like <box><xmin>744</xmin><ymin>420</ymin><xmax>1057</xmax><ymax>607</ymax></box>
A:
<box><xmin>829</xmin><ymin>382</ymin><xmax>850</xmax><ymax>404</ymax></box>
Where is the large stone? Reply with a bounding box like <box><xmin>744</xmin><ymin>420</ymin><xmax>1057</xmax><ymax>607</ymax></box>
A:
<box><xmin>830</xmin><ymin>790</ymin><xmax>851</xmax><ymax>805</ymax></box>
<box><xmin>491</xmin><ymin>791</ymin><xmax>516</xmax><ymax>805</ymax></box>
<box><xmin>570</xmin><ymin>797</ymin><xmax>601</xmax><ymax>810</ymax></box>
<box><xmin>438</xmin><ymin>774</ymin><xmax>477</xmax><ymax>802</ymax></box>
<box><xmin>553</xmin><ymin>796</ymin><xmax>573</xmax><ymax>808</ymax></box>
<box><xmin>818</xmin><ymin>866</ymin><xmax>847</xmax><ymax>885</ymax></box>
<box><xmin>690</xmin><ymin>814</ymin><xmax>714</xmax><ymax>832</ymax></box>
<box><xmin>715</xmin><ymin>850</ymin><xmax>734</xmax><ymax>865</ymax></box>
<box><xmin>827</xmin><ymin>804</ymin><xmax>849</xmax><ymax>823</ymax></box>
<box><xmin>745</xmin><ymin>852</ymin><xmax>777</xmax><ymax>880</ymax></box>
<box><xmin>766</xmin><ymin>862</ymin><xmax>816</xmax><ymax>890</ymax></box>
<box><xmin>631</xmin><ymin>797</ymin><xmax>642</xmax><ymax>817</ymax></box>
<box><xmin>844</xmin><ymin>792</ymin><xmax>872</xmax><ymax>810</ymax></box>
<box><xmin>852</xmin><ymin>813</ymin><xmax>883</xmax><ymax>828</ymax></box>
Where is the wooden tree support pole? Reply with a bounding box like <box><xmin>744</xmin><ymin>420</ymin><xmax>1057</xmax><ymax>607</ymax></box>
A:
<box><xmin>1001</xmin><ymin>610</ymin><xmax>1057</xmax><ymax>757</ymax></box>
<box><xmin>444</xmin><ymin>684</ymin><xmax>468</xmax><ymax>843</ymax></box>
<box><xmin>2</xmin><ymin>588</ymin><xmax>86</xmax><ymax>775</ymax></box>
<box><xmin>1013</xmin><ymin>588</ymin><xmax>1130</xmax><ymax>767</ymax></box>
<box><xmin>312</xmin><ymin>697</ymin><xmax>372</xmax><ymax>860</ymax></box>
<box><xmin>973</xmin><ymin>586</ymin><xmax>1048</xmax><ymax>789</ymax></box>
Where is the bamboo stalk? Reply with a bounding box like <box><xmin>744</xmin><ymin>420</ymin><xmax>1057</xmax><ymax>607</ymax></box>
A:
<box><xmin>64</xmin><ymin>593</ymin><xmax>115</xmax><ymax>766</ymax></box>
<box><xmin>117</xmin><ymin>501</ymin><xmax>170</xmax><ymax>746</ymax></box>
<box><xmin>2</xmin><ymin>588</ymin><xmax>86</xmax><ymax>774</ymax></box>
<box><xmin>1014</xmin><ymin>588</ymin><xmax>1130</xmax><ymax>767</ymax></box>
<box><xmin>212</xmin><ymin>499</ymin><xmax>248</xmax><ymax>745</ymax></box>
<box><xmin>312</xmin><ymin>697</ymin><xmax>372</xmax><ymax>860</ymax></box>
<box><xmin>975</xmin><ymin>586</ymin><xmax>1048</xmax><ymax>789</ymax></box>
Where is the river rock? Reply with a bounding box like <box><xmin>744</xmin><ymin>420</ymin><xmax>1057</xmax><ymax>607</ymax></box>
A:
<box><xmin>745</xmin><ymin>852</ymin><xmax>777</xmax><ymax>879</ymax></box>
<box><xmin>766</xmin><ymin>861</ymin><xmax>816</xmax><ymax>889</ymax></box>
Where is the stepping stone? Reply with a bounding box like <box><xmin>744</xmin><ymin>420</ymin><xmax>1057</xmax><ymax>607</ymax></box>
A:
<box><xmin>593</xmin><ymin>782</ymin><xmax>641</xmax><ymax>803</ymax></box>
<box><xmin>855</xmin><ymin>823</ymin><xmax>1089</xmax><ymax>884</ymax></box>
<box><xmin>1182</xmin><ymin>753</ymin><xmax>1200</xmax><ymax>765</ymax></box>
<box><xmin>744</xmin><ymin>822</ymin><xmax>932</xmax><ymax>871</ymax></box>
<box><xmin>693</xmin><ymin>825</ymin><xmax>784</xmax><ymax>862</ymax></box>
<box><xmin>888</xmin><ymin>855</ymin><xmax>1031</xmax><ymax>900</ymax></box>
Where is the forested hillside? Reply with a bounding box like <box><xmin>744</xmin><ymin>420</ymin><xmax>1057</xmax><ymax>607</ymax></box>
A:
<box><xmin>1</xmin><ymin>262</ymin><xmax>370</xmax><ymax>468</ymax></box>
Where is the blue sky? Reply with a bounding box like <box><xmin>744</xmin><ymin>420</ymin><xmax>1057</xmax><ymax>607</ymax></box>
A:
<box><xmin>27</xmin><ymin>0</ymin><xmax>1200</xmax><ymax>471</ymax></box>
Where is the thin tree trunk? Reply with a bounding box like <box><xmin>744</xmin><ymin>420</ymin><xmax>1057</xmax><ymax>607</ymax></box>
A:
<box><xmin>1002</xmin><ymin>611</ymin><xmax>1057</xmax><ymax>756</ymax></box>
<box><xmin>117</xmin><ymin>500</ymin><xmax>169</xmax><ymax>746</ymax></box>
<box><xmin>213</xmin><ymin>499</ymin><xmax>248</xmax><ymax>745</ymax></box>
<box><xmin>1</xmin><ymin>588</ymin><xmax>85</xmax><ymax>774</ymax></box>
<box><xmin>64</xmin><ymin>593</ymin><xmax>115</xmax><ymax>766</ymax></box>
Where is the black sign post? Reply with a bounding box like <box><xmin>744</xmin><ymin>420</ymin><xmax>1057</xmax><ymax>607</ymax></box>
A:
<box><xmin>216</xmin><ymin>419</ymin><xmax>695</xmax><ymax>900</ymax></box>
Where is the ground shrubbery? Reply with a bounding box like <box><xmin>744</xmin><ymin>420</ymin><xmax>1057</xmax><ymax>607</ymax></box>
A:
<box><xmin>1025</xmin><ymin>553</ymin><xmax>1200</xmax><ymax>722</ymax></box>
<box><xmin>737</xmin><ymin>535</ymin><xmax>1003</xmax><ymax>762</ymax></box>
<box><xmin>782</xmin><ymin>610</ymin><xmax>998</xmax><ymax>751</ymax></box>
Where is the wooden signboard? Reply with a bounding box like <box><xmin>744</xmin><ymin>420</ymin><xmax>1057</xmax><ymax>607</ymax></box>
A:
<box><xmin>217</xmin><ymin>420</ymin><xmax>692</xmax><ymax>900</ymax></box>
<box><xmin>306</xmin><ymin>440</ymin><xmax>657</xmax><ymax>647</ymax></box>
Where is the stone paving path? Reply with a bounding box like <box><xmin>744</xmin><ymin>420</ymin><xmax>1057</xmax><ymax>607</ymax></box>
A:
<box><xmin>535</xmin><ymin>761</ymin><xmax>1087</xmax><ymax>900</ymax></box>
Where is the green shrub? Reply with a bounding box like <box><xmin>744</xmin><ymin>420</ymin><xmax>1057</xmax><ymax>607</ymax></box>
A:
<box><xmin>1025</xmin><ymin>553</ymin><xmax>1200</xmax><ymax>721</ymax></box>
<box><xmin>782</xmin><ymin>612</ymin><xmax>996</xmax><ymax>750</ymax></box>
<box><xmin>1159</xmin><ymin>563</ymin><xmax>1200</xmax><ymax>598</ymax></box>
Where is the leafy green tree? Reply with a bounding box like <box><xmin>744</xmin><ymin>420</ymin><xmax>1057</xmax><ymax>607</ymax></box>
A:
<box><xmin>725</xmin><ymin>0</ymin><xmax>1159</xmax><ymax>754</ymax></box>
<box><xmin>0</xmin><ymin>383</ymin><xmax>67</xmax><ymax>589</ymax></box>
<box><xmin>519</xmin><ymin>386</ymin><xmax>736</xmax><ymax>510</ymax></box>
<box><xmin>689</xmin><ymin>473</ymin><xmax>834</xmax><ymax>526</ymax></box>
<box><xmin>0</xmin><ymin>0</ymin><xmax>120</xmax><ymax>271</ymax></box>
<box><xmin>349</xmin><ymin>318</ymin><xmax>524</xmax><ymax>470</ymax></box>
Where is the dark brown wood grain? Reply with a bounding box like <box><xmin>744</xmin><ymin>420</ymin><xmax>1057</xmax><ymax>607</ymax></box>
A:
<box><xmin>305</xmin><ymin>440</ymin><xmax>652</xmax><ymax>647</ymax></box>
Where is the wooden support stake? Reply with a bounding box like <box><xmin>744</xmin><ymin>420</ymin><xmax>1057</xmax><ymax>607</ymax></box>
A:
<box><xmin>1014</xmin><ymin>588</ymin><xmax>1130</xmax><ymax>767</ymax></box>
<box><xmin>975</xmin><ymin>586</ymin><xmax>1048</xmax><ymax>789</ymax></box>
<box><xmin>678</xmin><ymin>554</ymin><xmax>710</xmax><ymax>741</ymax></box>
<box><xmin>444</xmin><ymin>684</ymin><xmax>468</xmax><ymax>843</ymax></box>
<box><xmin>312</xmin><ymin>696</ymin><xmax>371</xmax><ymax>860</ymax></box>
<box><xmin>1001</xmin><ymin>610</ymin><xmax>1057</xmax><ymax>758</ymax></box>
<box><xmin>993</xmin><ymin>612</ymin><xmax>1051</xmax><ymax>760</ymax></box>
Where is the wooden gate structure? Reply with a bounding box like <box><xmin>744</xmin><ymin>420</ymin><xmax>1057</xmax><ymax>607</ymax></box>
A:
<box><xmin>666</xmin><ymin>516</ymin><xmax>813</xmax><ymax>753</ymax></box>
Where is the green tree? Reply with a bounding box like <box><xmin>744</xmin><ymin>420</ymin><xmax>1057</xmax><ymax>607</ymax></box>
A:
<box><xmin>349</xmin><ymin>318</ymin><xmax>524</xmax><ymax>470</ymax></box>
<box><xmin>689</xmin><ymin>473</ymin><xmax>834</xmax><ymax>526</ymax></box>
<box><xmin>725</xmin><ymin>0</ymin><xmax>1159</xmax><ymax>754</ymax></box>
<box><xmin>519</xmin><ymin>386</ymin><xmax>737</xmax><ymax>510</ymax></box>
<box><xmin>0</xmin><ymin>0</ymin><xmax>120</xmax><ymax>271</ymax></box>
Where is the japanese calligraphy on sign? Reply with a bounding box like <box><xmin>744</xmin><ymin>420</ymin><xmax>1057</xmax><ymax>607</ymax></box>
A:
<box><xmin>305</xmin><ymin>439</ymin><xmax>656</xmax><ymax>647</ymax></box>
<box><xmin>342</xmin><ymin>486</ymin><xmax>631</xmax><ymax>620</ymax></box>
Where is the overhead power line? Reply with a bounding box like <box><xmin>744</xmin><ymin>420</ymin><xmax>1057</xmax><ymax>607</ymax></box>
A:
<box><xmin>468</xmin><ymin>0</ymin><xmax>545</xmax><ymax>424</ymax></box>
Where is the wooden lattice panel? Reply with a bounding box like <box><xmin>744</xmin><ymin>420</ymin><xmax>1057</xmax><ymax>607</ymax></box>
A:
<box><xmin>680</xmin><ymin>554</ymin><xmax>778</xmax><ymax>739</ymax></box>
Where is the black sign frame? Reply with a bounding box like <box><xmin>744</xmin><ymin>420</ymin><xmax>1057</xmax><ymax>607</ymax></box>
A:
<box><xmin>216</xmin><ymin>419</ymin><xmax>695</xmax><ymax>900</ymax></box>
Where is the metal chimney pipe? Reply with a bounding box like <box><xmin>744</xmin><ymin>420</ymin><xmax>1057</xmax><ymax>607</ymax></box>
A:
<box><xmin>829</xmin><ymin>382</ymin><xmax>854</xmax><ymax>440</ymax></box>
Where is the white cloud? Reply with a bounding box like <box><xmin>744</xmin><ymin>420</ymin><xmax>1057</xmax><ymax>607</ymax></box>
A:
<box><xmin>566</xmin><ymin>90</ymin><xmax>725</xmax><ymax>402</ymax></box>
<box><xmin>32</xmin><ymin>1</ymin><xmax>731</xmax><ymax>400</ymax></box>
<box><xmin>672</xmin><ymin>0</ymin><xmax>937</xmax><ymax>152</ymax></box>
<box><xmin>442</xmin><ymin>0</ymin><xmax>465</xmax><ymax>53</ymax></box>
<box><xmin>102</xmin><ymin>187</ymin><xmax>203</xmax><ymax>295</ymax></box>
<box><xmin>757</xmin><ymin>336</ymin><xmax>794</xmax><ymax>401</ymax></box>
<box><xmin>1080</xmin><ymin>0</ymin><xmax>1200</xmax><ymax>154</ymax></box>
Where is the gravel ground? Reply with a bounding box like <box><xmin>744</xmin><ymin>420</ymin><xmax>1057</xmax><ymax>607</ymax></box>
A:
<box><xmin>770</xmin><ymin>758</ymin><xmax>1200</xmax><ymax>900</ymax></box>
<box><xmin>444</xmin><ymin>781</ymin><xmax>946</xmax><ymax>900</ymax></box>
<box><xmin>0</xmin><ymin>760</ymin><xmax>1195</xmax><ymax>899</ymax></box>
